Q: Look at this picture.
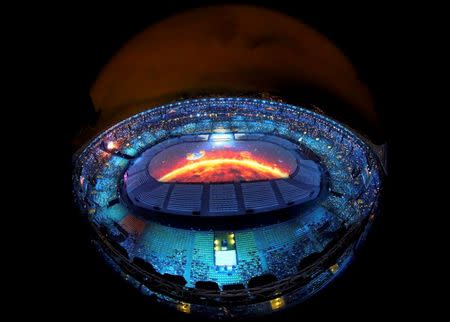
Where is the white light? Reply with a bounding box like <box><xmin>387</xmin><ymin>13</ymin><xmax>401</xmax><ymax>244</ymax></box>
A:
<box><xmin>210</xmin><ymin>133</ymin><xmax>233</xmax><ymax>142</ymax></box>
<box><xmin>213</xmin><ymin>127</ymin><xmax>228</xmax><ymax>133</ymax></box>
<box><xmin>106</xmin><ymin>141</ymin><xmax>116</xmax><ymax>150</ymax></box>
<box><xmin>215</xmin><ymin>250</ymin><xmax>237</xmax><ymax>266</ymax></box>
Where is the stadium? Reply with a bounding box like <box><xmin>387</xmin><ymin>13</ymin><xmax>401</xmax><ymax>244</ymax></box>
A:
<box><xmin>73</xmin><ymin>97</ymin><xmax>383</xmax><ymax>318</ymax></box>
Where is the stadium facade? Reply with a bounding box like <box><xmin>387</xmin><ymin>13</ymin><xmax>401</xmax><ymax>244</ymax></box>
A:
<box><xmin>73</xmin><ymin>97</ymin><xmax>383</xmax><ymax>318</ymax></box>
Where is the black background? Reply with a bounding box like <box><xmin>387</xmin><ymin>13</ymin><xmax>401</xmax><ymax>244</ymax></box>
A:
<box><xmin>31</xmin><ymin>1</ymin><xmax>422</xmax><ymax>320</ymax></box>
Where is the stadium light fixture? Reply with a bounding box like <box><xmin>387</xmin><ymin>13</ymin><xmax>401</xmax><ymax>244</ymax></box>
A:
<box><xmin>106</xmin><ymin>141</ymin><xmax>116</xmax><ymax>150</ymax></box>
<box><xmin>329</xmin><ymin>263</ymin><xmax>339</xmax><ymax>274</ymax></box>
<box><xmin>270</xmin><ymin>297</ymin><xmax>285</xmax><ymax>310</ymax></box>
<box><xmin>177</xmin><ymin>302</ymin><xmax>191</xmax><ymax>314</ymax></box>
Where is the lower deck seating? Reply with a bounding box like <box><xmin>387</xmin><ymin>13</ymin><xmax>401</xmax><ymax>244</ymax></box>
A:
<box><xmin>241</xmin><ymin>182</ymin><xmax>279</xmax><ymax>210</ymax></box>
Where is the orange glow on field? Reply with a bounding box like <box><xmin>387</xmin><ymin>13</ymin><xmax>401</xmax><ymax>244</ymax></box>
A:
<box><xmin>150</xmin><ymin>144</ymin><xmax>296</xmax><ymax>183</ymax></box>
<box><xmin>158</xmin><ymin>158</ymin><xmax>289</xmax><ymax>183</ymax></box>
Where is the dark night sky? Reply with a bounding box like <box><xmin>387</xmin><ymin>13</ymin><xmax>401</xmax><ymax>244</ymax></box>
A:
<box><xmin>25</xmin><ymin>1</ymin><xmax>427</xmax><ymax>321</ymax></box>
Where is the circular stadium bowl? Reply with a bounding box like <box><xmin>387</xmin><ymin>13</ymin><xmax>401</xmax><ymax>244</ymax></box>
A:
<box><xmin>73</xmin><ymin>97</ymin><xmax>383</xmax><ymax>318</ymax></box>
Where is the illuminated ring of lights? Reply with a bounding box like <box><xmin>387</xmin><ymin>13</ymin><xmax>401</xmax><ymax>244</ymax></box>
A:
<box><xmin>73</xmin><ymin>97</ymin><xmax>384</xmax><ymax>318</ymax></box>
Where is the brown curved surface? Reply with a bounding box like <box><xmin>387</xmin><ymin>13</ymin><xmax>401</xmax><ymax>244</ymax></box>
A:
<box><xmin>91</xmin><ymin>5</ymin><xmax>375</xmax><ymax>132</ymax></box>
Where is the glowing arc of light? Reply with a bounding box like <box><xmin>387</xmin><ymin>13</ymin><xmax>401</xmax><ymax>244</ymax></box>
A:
<box><xmin>158</xmin><ymin>158</ymin><xmax>289</xmax><ymax>182</ymax></box>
